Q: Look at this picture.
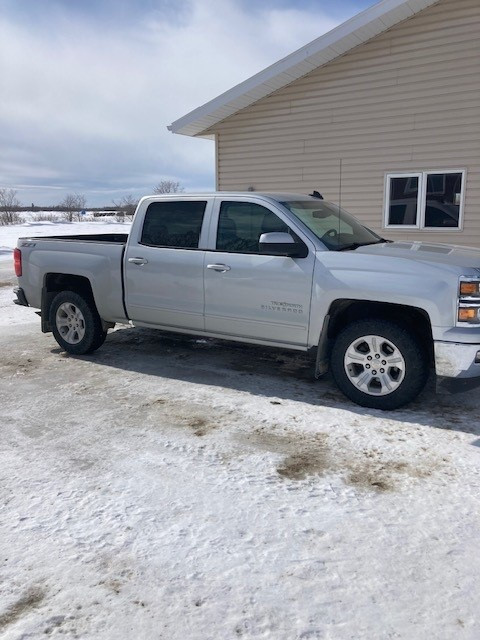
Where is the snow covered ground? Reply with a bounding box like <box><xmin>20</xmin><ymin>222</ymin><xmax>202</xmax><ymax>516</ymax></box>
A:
<box><xmin>0</xmin><ymin>215</ymin><xmax>131</xmax><ymax>265</ymax></box>
<box><xmin>1</xmin><ymin>229</ymin><xmax>480</xmax><ymax>639</ymax></box>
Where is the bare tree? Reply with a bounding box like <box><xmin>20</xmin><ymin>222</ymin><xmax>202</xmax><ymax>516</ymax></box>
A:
<box><xmin>0</xmin><ymin>188</ymin><xmax>23</xmax><ymax>225</ymax></box>
<box><xmin>112</xmin><ymin>195</ymin><xmax>138</xmax><ymax>221</ymax></box>
<box><xmin>153</xmin><ymin>180</ymin><xmax>184</xmax><ymax>194</ymax></box>
<box><xmin>59</xmin><ymin>194</ymin><xmax>87</xmax><ymax>222</ymax></box>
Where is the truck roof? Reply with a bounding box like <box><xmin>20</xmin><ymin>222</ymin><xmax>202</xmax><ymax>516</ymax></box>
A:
<box><xmin>142</xmin><ymin>192</ymin><xmax>317</xmax><ymax>202</ymax></box>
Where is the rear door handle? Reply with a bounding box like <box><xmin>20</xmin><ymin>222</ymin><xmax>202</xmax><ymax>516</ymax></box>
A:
<box><xmin>207</xmin><ymin>264</ymin><xmax>231</xmax><ymax>273</ymax></box>
<box><xmin>128</xmin><ymin>257</ymin><xmax>148</xmax><ymax>265</ymax></box>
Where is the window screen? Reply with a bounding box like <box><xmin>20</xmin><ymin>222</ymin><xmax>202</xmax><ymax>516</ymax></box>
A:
<box><xmin>141</xmin><ymin>201</ymin><xmax>206</xmax><ymax>248</ymax></box>
<box><xmin>216</xmin><ymin>201</ymin><xmax>288</xmax><ymax>253</ymax></box>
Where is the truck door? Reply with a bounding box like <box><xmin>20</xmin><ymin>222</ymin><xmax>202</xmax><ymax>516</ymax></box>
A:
<box><xmin>125</xmin><ymin>198</ymin><xmax>211</xmax><ymax>331</ymax></box>
<box><xmin>204</xmin><ymin>199</ymin><xmax>315</xmax><ymax>346</ymax></box>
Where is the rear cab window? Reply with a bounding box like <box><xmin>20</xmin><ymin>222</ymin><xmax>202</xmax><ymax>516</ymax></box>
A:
<box><xmin>140</xmin><ymin>200</ymin><xmax>207</xmax><ymax>249</ymax></box>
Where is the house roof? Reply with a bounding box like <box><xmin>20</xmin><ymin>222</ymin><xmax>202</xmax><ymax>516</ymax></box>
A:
<box><xmin>168</xmin><ymin>0</ymin><xmax>441</xmax><ymax>138</ymax></box>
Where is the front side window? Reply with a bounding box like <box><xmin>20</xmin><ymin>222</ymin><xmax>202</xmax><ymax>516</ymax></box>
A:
<box><xmin>385</xmin><ymin>171</ymin><xmax>465</xmax><ymax>230</ymax></box>
<box><xmin>141</xmin><ymin>201</ymin><xmax>206</xmax><ymax>248</ymax></box>
<box><xmin>216</xmin><ymin>201</ymin><xmax>289</xmax><ymax>253</ymax></box>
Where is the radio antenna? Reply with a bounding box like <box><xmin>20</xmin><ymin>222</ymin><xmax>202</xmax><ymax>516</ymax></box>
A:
<box><xmin>338</xmin><ymin>158</ymin><xmax>343</xmax><ymax>243</ymax></box>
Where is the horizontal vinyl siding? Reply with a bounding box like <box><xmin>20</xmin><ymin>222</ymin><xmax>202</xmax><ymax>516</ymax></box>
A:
<box><xmin>211</xmin><ymin>0</ymin><xmax>480</xmax><ymax>247</ymax></box>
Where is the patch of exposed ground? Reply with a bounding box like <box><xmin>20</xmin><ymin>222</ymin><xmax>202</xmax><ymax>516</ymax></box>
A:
<box><xmin>97</xmin><ymin>555</ymin><xmax>137</xmax><ymax>597</ymax></box>
<box><xmin>140</xmin><ymin>395</ymin><xmax>220</xmax><ymax>437</ymax></box>
<box><xmin>136</xmin><ymin>391</ymin><xmax>444</xmax><ymax>490</ymax></box>
<box><xmin>1</xmin><ymin>356</ymin><xmax>37</xmax><ymax>376</ymax></box>
<box><xmin>187</xmin><ymin>417</ymin><xmax>212</xmax><ymax>437</ymax></box>
<box><xmin>238</xmin><ymin>430</ymin><xmax>328</xmax><ymax>481</ymax></box>
<box><xmin>345</xmin><ymin>448</ymin><xmax>437</xmax><ymax>492</ymax></box>
<box><xmin>277</xmin><ymin>452</ymin><xmax>328</xmax><ymax>480</ymax></box>
<box><xmin>0</xmin><ymin>587</ymin><xmax>46</xmax><ymax>631</ymax></box>
<box><xmin>237</xmin><ymin>428</ymin><xmax>442</xmax><ymax>491</ymax></box>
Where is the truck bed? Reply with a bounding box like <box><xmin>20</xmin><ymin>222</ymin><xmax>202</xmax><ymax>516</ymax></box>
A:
<box><xmin>16</xmin><ymin>234</ymin><xmax>129</xmax><ymax>323</ymax></box>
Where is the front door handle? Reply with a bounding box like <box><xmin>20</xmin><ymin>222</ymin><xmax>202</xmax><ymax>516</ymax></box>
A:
<box><xmin>207</xmin><ymin>264</ymin><xmax>231</xmax><ymax>273</ymax></box>
<box><xmin>128</xmin><ymin>257</ymin><xmax>148</xmax><ymax>266</ymax></box>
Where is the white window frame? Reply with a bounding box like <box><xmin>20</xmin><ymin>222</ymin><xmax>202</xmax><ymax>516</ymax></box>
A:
<box><xmin>384</xmin><ymin>169</ymin><xmax>466</xmax><ymax>232</ymax></box>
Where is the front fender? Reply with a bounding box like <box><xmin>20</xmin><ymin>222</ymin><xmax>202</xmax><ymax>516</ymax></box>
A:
<box><xmin>308</xmin><ymin>252</ymin><xmax>458</xmax><ymax>347</ymax></box>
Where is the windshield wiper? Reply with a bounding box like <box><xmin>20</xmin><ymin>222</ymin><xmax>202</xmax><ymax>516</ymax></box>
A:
<box><xmin>335</xmin><ymin>239</ymin><xmax>387</xmax><ymax>252</ymax></box>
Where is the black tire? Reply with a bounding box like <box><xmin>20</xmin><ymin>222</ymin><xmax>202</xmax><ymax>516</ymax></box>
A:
<box><xmin>49</xmin><ymin>290</ymin><xmax>107</xmax><ymax>355</ymax></box>
<box><xmin>330</xmin><ymin>319</ymin><xmax>429</xmax><ymax>410</ymax></box>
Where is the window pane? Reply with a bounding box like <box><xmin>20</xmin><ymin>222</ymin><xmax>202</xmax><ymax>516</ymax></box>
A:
<box><xmin>389</xmin><ymin>204</ymin><xmax>408</xmax><ymax>226</ymax></box>
<box><xmin>216</xmin><ymin>202</ymin><xmax>288</xmax><ymax>253</ymax></box>
<box><xmin>281</xmin><ymin>200</ymin><xmax>380</xmax><ymax>250</ymax></box>
<box><xmin>141</xmin><ymin>201</ymin><xmax>206</xmax><ymax>248</ymax></box>
<box><xmin>388</xmin><ymin>176</ymin><xmax>419</xmax><ymax>225</ymax></box>
<box><xmin>426</xmin><ymin>174</ymin><xmax>445</xmax><ymax>195</ymax></box>
<box><xmin>424</xmin><ymin>172</ymin><xmax>462</xmax><ymax>228</ymax></box>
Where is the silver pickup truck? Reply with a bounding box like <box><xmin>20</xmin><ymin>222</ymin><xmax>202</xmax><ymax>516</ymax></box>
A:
<box><xmin>13</xmin><ymin>192</ymin><xmax>480</xmax><ymax>410</ymax></box>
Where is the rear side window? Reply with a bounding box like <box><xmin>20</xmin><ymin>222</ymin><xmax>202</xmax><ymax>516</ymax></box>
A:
<box><xmin>141</xmin><ymin>201</ymin><xmax>207</xmax><ymax>249</ymax></box>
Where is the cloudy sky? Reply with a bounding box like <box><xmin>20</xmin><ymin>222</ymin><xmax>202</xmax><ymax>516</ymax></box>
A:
<box><xmin>0</xmin><ymin>0</ymin><xmax>376</xmax><ymax>207</ymax></box>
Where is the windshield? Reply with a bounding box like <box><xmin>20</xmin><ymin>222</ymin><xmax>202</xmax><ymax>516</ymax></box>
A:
<box><xmin>279</xmin><ymin>199</ymin><xmax>382</xmax><ymax>250</ymax></box>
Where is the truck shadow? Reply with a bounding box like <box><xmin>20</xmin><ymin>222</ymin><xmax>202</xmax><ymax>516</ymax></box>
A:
<box><xmin>67</xmin><ymin>326</ymin><xmax>477</xmax><ymax>436</ymax></box>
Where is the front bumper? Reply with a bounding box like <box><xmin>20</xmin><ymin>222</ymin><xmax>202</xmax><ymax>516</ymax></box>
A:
<box><xmin>434</xmin><ymin>341</ymin><xmax>480</xmax><ymax>379</ymax></box>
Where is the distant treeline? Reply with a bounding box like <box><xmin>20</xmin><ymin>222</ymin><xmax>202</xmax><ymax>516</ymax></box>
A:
<box><xmin>14</xmin><ymin>206</ymin><xmax>118</xmax><ymax>212</ymax></box>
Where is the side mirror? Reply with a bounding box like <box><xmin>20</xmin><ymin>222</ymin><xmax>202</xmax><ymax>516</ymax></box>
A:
<box><xmin>259</xmin><ymin>232</ymin><xmax>305</xmax><ymax>258</ymax></box>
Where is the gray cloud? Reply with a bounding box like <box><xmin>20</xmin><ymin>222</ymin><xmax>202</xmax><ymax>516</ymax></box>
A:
<box><xmin>0</xmin><ymin>0</ymin><xmax>352</xmax><ymax>206</ymax></box>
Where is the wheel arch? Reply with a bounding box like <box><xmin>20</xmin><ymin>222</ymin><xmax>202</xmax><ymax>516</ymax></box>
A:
<box><xmin>41</xmin><ymin>273</ymin><xmax>96</xmax><ymax>333</ymax></box>
<box><xmin>315</xmin><ymin>299</ymin><xmax>434</xmax><ymax>377</ymax></box>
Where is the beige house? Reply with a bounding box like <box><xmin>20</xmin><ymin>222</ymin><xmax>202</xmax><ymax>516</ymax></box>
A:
<box><xmin>169</xmin><ymin>0</ymin><xmax>480</xmax><ymax>246</ymax></box>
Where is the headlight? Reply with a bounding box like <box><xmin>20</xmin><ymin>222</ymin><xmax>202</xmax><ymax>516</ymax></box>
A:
<box><xmin>458</xmin><ymin>278</ymin><xmax>480</xmax><ymax>325</ymax></box>
<box><xmin>458</xmin><ymin>307</ymin><xmax>480</xmax><ymax>324</ymax></box>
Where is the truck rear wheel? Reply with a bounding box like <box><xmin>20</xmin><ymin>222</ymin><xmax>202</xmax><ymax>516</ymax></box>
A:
<box><xmin>50</xmin><ymin>291</ymin><xmax>107</xmax><ymax>355</ymax></box>
<box><xmin>330</xmin><ymin>319</ymin><xmax>428</xmax><ymax>410</ymax></box>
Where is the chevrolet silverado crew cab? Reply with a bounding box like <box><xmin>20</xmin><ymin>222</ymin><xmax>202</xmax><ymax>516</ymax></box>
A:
<box><xmin>13</xmin><ymin>192</ymin><xmax>480</xmax><ymax>410</ymax></box>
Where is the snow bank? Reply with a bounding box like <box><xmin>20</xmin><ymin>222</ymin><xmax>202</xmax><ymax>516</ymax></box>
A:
<box><xmin>0</xmin><ymin>216</ymin><xmax>131</xmax><ymax>261</ymax></box>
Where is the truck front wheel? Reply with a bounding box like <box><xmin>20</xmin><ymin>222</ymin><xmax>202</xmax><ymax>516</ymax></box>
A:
<box><xmin>330</xmin><ymin>319</ymin><xmax>428</xmax><ymax>410</ymax></box>
<box><xmin>50</xmin><ymin>291</ymin><xmax>107</xmax><ymax>355</ymax></box>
